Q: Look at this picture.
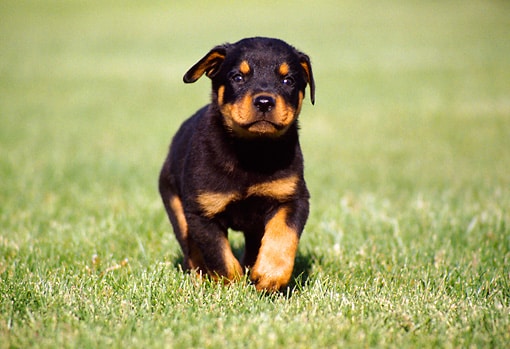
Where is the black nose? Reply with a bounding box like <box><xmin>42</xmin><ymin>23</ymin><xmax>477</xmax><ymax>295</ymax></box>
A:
<box><xmin>253</xmin><ymin>95</ymin><xmax>275</xmax><ymax>113</ymax></box>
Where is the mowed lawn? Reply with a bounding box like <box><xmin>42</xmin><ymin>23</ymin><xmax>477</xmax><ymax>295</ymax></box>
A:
<box><xmin>1</xmin><ymin>0</ymin><xmax>509</xmax><ymax>348</ymax></box>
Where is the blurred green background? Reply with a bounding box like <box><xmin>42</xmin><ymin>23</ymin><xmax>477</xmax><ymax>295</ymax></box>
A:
<box><xmin>2</xmin><ymin>0</ymin><xmax>509</xmax><ymax>204</ymax></box>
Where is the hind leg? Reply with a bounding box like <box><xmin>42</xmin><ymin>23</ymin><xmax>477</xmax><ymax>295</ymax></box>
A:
<box><xmin>166</xmin><ymin>193</ymin><xmax>205</xmax><ymax>270</ymax></box>
<box><xmin>158</xmin><ymin>170</ymin><xmax>206</xmax><ymax>271</ymax></box>
<box><xmin>160</xmin><ymin>185</ymin><xmax>242</xmax><ymax>280</ymax></box>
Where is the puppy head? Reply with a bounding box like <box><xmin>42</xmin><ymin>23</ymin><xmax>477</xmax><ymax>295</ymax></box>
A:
<box><xmin>183</xmin><ymin>37</ymin><xmax>315</xmax><ymax>138</ymax></box>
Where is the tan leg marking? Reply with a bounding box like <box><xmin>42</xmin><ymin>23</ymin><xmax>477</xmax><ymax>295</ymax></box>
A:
<box><xmin>189</xmin><ymin>227</ymin><xmax>242</xmax><ymax>282</ymax></box>
<box><xmin>218</xmin><ymin>236</ymin><xmax>243</xmax><ymax>282</ymax></box>
<box><xmin>169</xmin><ymin>195</ymin><xmax>206</xmax><ymax>270</ymax></box>
<box><xmin>169</xmin><ymin>195</ymin><xmax>188</xmax><ymax>240</ymax></box>
<box><xmin>251</xmin><ymin>207</ymin><xmax>299</xmax><ymax>291</ymax></box>
<box><xmin>193</xmin><ymin>192</ymin><xmax>243</xmax><ymax>280</ymax></box>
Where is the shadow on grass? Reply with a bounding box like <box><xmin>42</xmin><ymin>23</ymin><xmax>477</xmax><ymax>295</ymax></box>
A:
<box><xmin>287</xmin><ymin>250</ymin><xmax>316</xmax><ymax>295</ymax></box>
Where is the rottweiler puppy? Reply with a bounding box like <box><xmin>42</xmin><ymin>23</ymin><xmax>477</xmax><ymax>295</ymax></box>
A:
<box><xmin>159</xmin><ymin>37</ymin><xmax>315</xmax><ymax>291</ymax></box>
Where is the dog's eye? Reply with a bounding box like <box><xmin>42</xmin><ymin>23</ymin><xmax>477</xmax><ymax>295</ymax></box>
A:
<box><xmin>282</xmin><ymin>76</ymin><xmax>295</xmax><ymax>86</ymax></box>
<box><xmin>231</xmin><ymin>73</ymin><xmax>245</xmax><ymax>83</ymax></box>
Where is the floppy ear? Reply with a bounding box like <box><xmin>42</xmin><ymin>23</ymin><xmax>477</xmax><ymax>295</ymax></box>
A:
<box><xmin>298</xmin><ymin>53</ymin><xmax>315</xmax><ymax>105</ymax></box>
<box><xmin>183</xmin><ymin>45</ymin><xmax>228</xmax><ymax>83</ymax></box>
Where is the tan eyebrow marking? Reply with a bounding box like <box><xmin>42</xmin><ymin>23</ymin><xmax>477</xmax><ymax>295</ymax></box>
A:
<box><xmin>239</xmin><ymin>60</ymin><xmax>251</xmax><ymax>75</ymax></box>
<box><xmin>278</xmin><ymin>62</ymin><xmax>290</xmax><ymax>76</ymax></box>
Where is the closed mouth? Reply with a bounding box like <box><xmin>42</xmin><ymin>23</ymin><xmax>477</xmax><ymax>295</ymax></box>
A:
<box><xmin>245</xmin><ymin>119</ymin><xmax>282</xmax><ymax>129</ymax></box>
<box><xmin>245</xmin><ymin>120</ymin><xmax>282</xmax><ymax>134</ymax></box>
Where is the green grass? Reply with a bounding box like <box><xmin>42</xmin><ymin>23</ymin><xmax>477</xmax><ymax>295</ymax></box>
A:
<box><xmin>1</xmin><ymin>0</ymin><xmax>509</xmax><ymax>347</ymax></box>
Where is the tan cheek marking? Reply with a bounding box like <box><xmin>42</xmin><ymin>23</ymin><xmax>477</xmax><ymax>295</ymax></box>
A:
<box><xmin>251</xmin><ymin>207</ymin><xmax>299</xmax><ymax>291</ymax></box>
<box><xmin>274</xmin><ymin>95</ymin><xmax>297</xmax><ymax>126</ymax></box>
<box><xmin>239</xmin><ymin>60</ymin><xmax>251</xmax><ymax>75</ymax></box>
<box><xmin>196</xmin><ymin>191</ymin><xmax>240</xmax><ymax>218</ymax></box>
<box><xmin>295</xmin><ymin>91</ymin><xmax>304</xmax><ymax>116</ymax></box>
<box><xmin>278</xmin><ymin>62</ymin><xmax>290</xmax><ymax>76</ymax></box>
<box><xmin>217</xmin><ymin>85</ymin><xmax>225</xmax><ymax>105</ymax></box>
<box><xmin>247</xmin><ymin>175</ymin><xmax>299</xmax><ymax>201</ymax></box>
<box><xmin>233</xmin><ymin>94</ymin><xmax>254</xmax><ymax>124</ymax></box>
<box><xmin>220</xmin><ymin>94</ymin><xmax>255</xmax><ymax>131</ymax></box>
<box><xmin>220</xmin><ymin>103</ymin><xmax>235</xmax><ymax>129</ymax></box>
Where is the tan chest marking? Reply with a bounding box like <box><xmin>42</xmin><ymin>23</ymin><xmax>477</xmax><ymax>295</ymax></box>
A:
<box><xmin>196</xmin><ymin>175</ymin><xmax>299</xmax><ymax>218</ymax></box>
<box><xmin>246</xmin><ymin>175</ymin><xmax>299</xmax><ymax>201</ymax></box>
<box><xmin>196</xmin><ymin>191</ymin><xmax>241</xmax><ymax>218</ymax></box>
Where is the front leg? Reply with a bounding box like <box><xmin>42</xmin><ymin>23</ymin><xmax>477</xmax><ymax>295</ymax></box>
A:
<box><xmin>186</xmin><ymin>214</ymin><xmax>243</xmax><ymax>282</ymax></box>
<box><xmin>251</xmin><ymin>201</ymin><xmax>308</xmax><ymax>291</ymax></box>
